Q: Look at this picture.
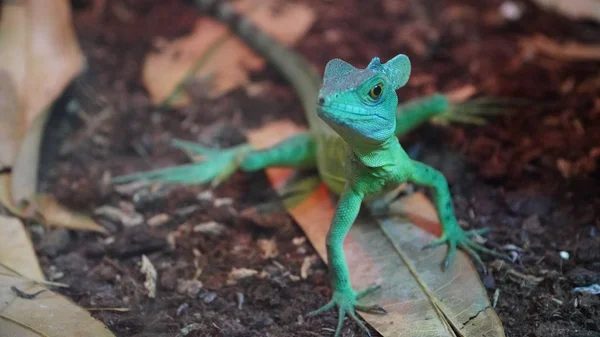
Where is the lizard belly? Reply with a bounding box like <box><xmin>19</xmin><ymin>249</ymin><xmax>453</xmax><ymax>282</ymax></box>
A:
<box><xmin>315</xmin><ymin>133</ymin><xmax>348</xmax><ymax>195</ymax></box>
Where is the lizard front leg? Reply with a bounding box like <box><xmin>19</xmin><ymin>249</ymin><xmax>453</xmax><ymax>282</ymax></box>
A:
<box><xmin>308</xmin><ymin>187</ymin><xmax>385</xmax><ymax>337</ymax></box>
<box><xmin>407</xmin><ymin>160</ymin><xmax>506</xmax><ymax>270</ymax></box>
<box><xmin>395</xmin><ymin>94</ymin><xmax>512</xmax><ymax>137</ymax></box>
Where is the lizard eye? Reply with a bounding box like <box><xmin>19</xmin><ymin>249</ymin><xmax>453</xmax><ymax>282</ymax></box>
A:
<box><xmin>368</xmin><ymin>83</ymin><xmax>384</xmax><ymax>100</ymax></box>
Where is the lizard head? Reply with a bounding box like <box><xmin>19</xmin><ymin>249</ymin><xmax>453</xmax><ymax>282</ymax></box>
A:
<box><xmin>317</xmin><ymin>55</ymin><xmax>411</xmax><ymax>144</ymax></box>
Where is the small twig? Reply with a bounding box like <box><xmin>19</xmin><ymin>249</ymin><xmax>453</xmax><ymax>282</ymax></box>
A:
<box><xmin>11</xmin><ymin>286</ymin><xmax>46</xmax><ymax>299</ymax></box>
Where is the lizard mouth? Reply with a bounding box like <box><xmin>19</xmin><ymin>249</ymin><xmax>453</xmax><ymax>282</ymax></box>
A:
<box><xmin>317</xmin><ymin>102</ymin><xmax>387</xmax><ymax>123</ymax></box>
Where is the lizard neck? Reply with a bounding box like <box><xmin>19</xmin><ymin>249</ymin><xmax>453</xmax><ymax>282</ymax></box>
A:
<box><xmin>348</xmin><ymin>136</ymin><xmax>402</xmax><ymax>168</ymax></box>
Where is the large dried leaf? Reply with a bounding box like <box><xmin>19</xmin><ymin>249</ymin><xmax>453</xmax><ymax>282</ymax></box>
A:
<box><xmin>33</xmin><ymin>194</ymin><xmax>107</xmax><ymax>233</ymax></box>
<box><xmin>142</xmin><ymin>0</ymin><xmax>315</xmax><ymax>106</ymax></box>
<box><xmin>0</xmin><ymin>264</ymin><xmax>116</xmax><ymax>337</ymax></box>
<box><xmin>532</xmin><ymin>0</ymin><xmax>600</xmax><ymax>23</ymax></box>
<box><xmin>0</xmin><ymin>215</ymin><xmax>44</xmax><ymax>281</ymax></box>
<box><xmin>521</xmin><ymin>35</ymin><xmax>600</xmax><ymax>61</ymax></box>
<box><xmin>0</xmin><ymin>174</ymin><xmax>106</xmax><ymax>233</ymax></box>
<box><xmin>0</xmin><ymin>1</ymin><xmax>101</xmax><ymax>233</ymax></box>
<box><xmin>0</xmin><ymin>0</ymin><xmax>85</xmax><ymax>203</ymax></box>
<box><xmin>247</xmin><ymin>122</ymin><xmax>505</xmax><ymax>336</ymax></box>
<box><xmin>0</xmin><ymin>72</ymin><xmax>21</xmax><ymax>168</ymax></box>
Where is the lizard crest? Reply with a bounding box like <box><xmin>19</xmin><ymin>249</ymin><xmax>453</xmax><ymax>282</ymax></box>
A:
<box><xmin>317</xmin><ymin>55</ymin><xmax>411</xmax><ymax>144</ymax></box>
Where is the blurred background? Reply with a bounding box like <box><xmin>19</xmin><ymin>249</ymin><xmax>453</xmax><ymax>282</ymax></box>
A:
<box><xmin>0</xmin><ymin>1</ymin><xmax>599</xmax><ymax>336</ymax></box>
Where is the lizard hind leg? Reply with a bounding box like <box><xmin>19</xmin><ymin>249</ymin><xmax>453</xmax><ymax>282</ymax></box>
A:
<box><xmin>113</xmin><ymin>132</ymin><xmax>317</xmax><ymax>187</ymax></box>
<box><xmin>112</xmin><ymin>140</ymin><xmax>252</xmax><ymax>186</ymax></box>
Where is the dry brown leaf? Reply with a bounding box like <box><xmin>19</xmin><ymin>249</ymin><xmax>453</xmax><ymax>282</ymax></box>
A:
<box><xmin>0</xmin><ymin>72</ymin><xmax>21</xmax><ymax>168</ymax></box>
<box><xmin>522</xmin><ymin>35</ymin><xmax>600</xmax><ymax>61</ymax></box>
<box><xmin>34</xmin><ymin>194</ymin><xmax>106</xmax><ymax>233</ymax></box>
<box><xmin>0</xmin><ymin>1</ymin><xmax>103</xmax><ymax>233</ymax></box>
<box><xmin>248</xmin><ymin>123</ymin><xmax>505</xmax><ymax>337</ymax></box>
<box><xmin>532</xmin><ymin>0</ymin><xmax>600</xmax><ymax>23</ymax></box>
<box><xmin>0</xmin><ymin>0</ymin><xmax>84</xmax><ymax>203</ymax></box>
<box><xmin>0</xmin><ymin>264</ymin><xmax>116</xmax><ymax>337</ymax></box>
<box><xmin>1</xmin><ymin>175</ymin><xmax>106</xmax><ymax>233</ymax></box>
<box><xmin>0</xmin><ymin>215</ymin><xmax>44</xmax><ymax>281</ymax></box>
<box><xmin>142</xmin><ymin>0</ymin><xmax>315</xmax><ymax>106</ymax></box>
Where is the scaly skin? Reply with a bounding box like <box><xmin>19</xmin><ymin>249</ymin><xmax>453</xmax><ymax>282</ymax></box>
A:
<box><xmin>114</xmin><ymin>1</ymin><xmax>508</xmax><ymax>336</ymax></box>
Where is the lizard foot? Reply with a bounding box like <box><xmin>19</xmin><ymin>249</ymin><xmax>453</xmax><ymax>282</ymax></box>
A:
<box><xmin>307</xmin><ymin>285</ymin><xmax>385</xmax><ymax>337</ymax></box>
<box><xmin>432</xmin><ymin>97</ymin><xmax>526</xmax><ymax>126</ymax></box>
<box><xmin>423</xmin><ymin>227</ymin><xmax>509</xmax><ymax>272</ymax></box>
<box><xmin>113</xmin><ymin>139</ymin><xmax>252</xmax><ymax>187</ymax></box>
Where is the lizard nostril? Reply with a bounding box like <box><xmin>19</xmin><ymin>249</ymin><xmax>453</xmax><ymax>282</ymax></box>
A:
<box><xmin>318</xmin><ymin>97</ymin><xmax>325</xmax><ymax>105</ymax></box>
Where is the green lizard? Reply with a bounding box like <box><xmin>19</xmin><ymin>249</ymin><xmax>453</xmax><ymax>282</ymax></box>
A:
<box><xmin>115</xmin><ymin>1</ymin><xmax>506</xmax><ymax>335</ymax></box>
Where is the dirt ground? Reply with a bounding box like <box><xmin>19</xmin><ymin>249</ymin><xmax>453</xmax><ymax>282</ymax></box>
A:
<box><xmin>33</xmin><ymin>0</ymin><xmax>600</xmax><ymax>336</ymax></box>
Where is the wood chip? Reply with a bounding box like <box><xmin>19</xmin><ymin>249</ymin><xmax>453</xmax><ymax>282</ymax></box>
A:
<box><xmin>147</xmin><ymin>213</ymin><xmax>170</xmax><ymax>227</ymax></box>
<box><xmin>227</xmin><ymin>267</ymin><xmax>258</xmax><ymax>285</ymax></box>
<box><xmin>140</xmin><ymin>255</ymin><xmax>157</xmax><ymax>298</ymax></box>
<box><xmin>193</xmin><ymin>221</ymin><xmax>226</xmax><ymax>235</ymax></box>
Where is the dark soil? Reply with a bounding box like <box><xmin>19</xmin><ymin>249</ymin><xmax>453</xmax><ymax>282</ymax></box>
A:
<box><xmin>32</xmin><ymin>0</ymin><xmax>600</xmax><ymax>336</ymax></box>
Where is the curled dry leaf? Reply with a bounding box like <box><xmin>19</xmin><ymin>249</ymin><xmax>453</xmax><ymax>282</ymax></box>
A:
<box><xmin>248</xmin><ymin>122</ymin><xmax>505</xmax><ymax>337</ymax></box>
<box><xmin>142</xmin><ymin>0</ymin><xmax>315</xmax><ymax>106</ymax></box>
<box><xmin>0</xmin><ymin>264</ymin><xmax>116</xmax><ymax>337</ymax></box>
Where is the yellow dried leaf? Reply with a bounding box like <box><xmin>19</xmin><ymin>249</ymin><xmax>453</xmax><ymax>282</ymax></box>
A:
<box><xmin>34</xmin><ymin>194</ymin><xmax>107</xmax><ymax>233</ymax></box>
<box><xmin>0</xmin><ymin>215</ymin><xmax>44</xmax><ymax>281</ymax></box>
<box><xmin>142</xmin><ymin>0</ymin><xmax>315</xmax><ymax>106</ymax></box>
<box><xmin>0</xmin><ymin>0</ymin><xmax>85</xmax><ymax>205</ymax></box>
<box><xmin>0</xmin><ymin>175</ymin><xmax>105</xmax><ymax>233</ymax></box>
<box><xmin>0</xmin><ymin>264</ymin><xmax>116</xmax><ymax>337</ymax></box>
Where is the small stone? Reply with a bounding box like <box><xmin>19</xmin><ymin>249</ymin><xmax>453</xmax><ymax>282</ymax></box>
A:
<box><xmin>257</xmin><ymin>238</ymin><xmax>278</xmax><ymax>259</ymax></box>
<box><xmin>201</xmin><ymin>291</ymin><xmax>217</xmax><ymax>304</ymax></box>
<box><xmin>147</xmin><ymin>213</ymin><xmax>170</xmax><ymax>227</ymax></box>
<box><xmin>292</xmin><ymin>237</ymin><xmax>306</xmax><ymax>246</ymax></box>
<box><xmin>176</xmin><ymin>279</ymin><xmax>203</xmax><ymax>297</ymax></box>
<box><xmin>94</xmin><ymin>205</ymin><xmax>144</xmax><ymax>227</ymax></box>
<box><xmin>227</xmin><ymin>267</ymin><xmax>258</xmax><ymax>284</ymax></box>
<box><xmin>196</xmin><ymin>190</ymin><xmax>213</xmax><ymax>201</ymax></box>
<box><xmin>176</xmin><ymin>302</ymin><xmax>189</xmax><ymax>316</ymax></box>
<box><xmin>193</xmin><ymin>221</ymin><xmax>226</xmax><ymax>235</ymax></box>
<box><xmin>214</xmin><ymin>198</ymin><xmax>233</xmax><ymax>207</ymax></box>
<box><xmin>114</xmin><ymin>180</ymin><xmax>149</xmax><ymax>196</ymax></box>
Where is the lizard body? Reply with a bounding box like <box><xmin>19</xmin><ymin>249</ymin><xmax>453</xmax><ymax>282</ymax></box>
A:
<box><xmin>115</xmin><ymin>1</ymin><xmax>505</xmax><ymax>335</ymax></box>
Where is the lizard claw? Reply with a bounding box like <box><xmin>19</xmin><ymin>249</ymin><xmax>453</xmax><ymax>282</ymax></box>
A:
<box><xmin>423</xmin><ymin>227</ymin><xmax>510</xmax><ymax>272</ymax></box>
<box><xmin>307</xmin><ymin>285</ymin><xmax>383</xmax><ymax>337</ymax></box>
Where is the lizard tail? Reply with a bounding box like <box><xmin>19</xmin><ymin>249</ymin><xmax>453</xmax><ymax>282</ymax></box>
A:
<box><xmin>192</xmin><ymin>0</ymin><xmax>322</xmax><ymax>125</ymax></box>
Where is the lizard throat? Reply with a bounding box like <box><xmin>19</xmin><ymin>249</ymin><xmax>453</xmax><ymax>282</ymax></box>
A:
<box><xmin>350</xmin><ymin>136</ymin><xmax>401</xmax><ymax>168</ymax></box>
